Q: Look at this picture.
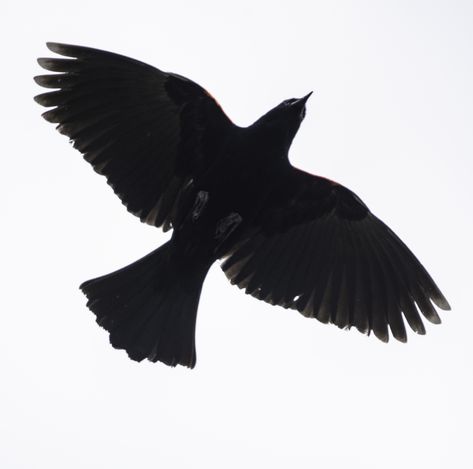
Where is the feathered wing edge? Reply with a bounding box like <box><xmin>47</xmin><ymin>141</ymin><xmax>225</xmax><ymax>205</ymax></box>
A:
<box><xmin>222</xmin><ymin>211</ymin><xmax>450</xmax><ymax>343</ymax></box>
<box><xmin>34</xmin><ymin>42</ymin><xmax>234</xmax><ymax>231</ymax></box>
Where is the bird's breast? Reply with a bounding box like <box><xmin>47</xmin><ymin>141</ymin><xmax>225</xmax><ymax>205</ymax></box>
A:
<box><xmin>173</xmin><ymin>148</ymin><xmax>287</xmax><ymax>257</ymax></box>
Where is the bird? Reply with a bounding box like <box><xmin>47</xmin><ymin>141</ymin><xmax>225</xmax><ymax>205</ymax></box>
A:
<box><xmin>34</xmin><ymin>42</ymin><xmax>450</xmax><ymax>368</ymax></box>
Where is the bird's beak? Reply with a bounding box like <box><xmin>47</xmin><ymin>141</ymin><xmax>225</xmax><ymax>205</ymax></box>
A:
<box><xmin>294</xmin><ymin>91</ymin><xmax>313</xmax><ymax>107</ymax></box>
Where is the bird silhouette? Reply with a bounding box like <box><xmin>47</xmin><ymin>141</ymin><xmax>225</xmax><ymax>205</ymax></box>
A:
<box><xmin>35</xmin><ymin>43</ymin><xmax>450</xmax><ymax>368</ymax></box>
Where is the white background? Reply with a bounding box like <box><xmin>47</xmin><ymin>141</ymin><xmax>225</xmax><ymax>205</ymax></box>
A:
<box><xmin>2</xmin><ymin>1</ymin><xmax>472</xmax><ymax>468</ymax></box>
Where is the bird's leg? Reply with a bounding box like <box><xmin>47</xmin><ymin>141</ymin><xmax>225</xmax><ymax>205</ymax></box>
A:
<box><xmin>215</xmin><ymin>212</ymin><xmax>242</xmax><ymax>242</ymax></box>
<box><xmin>191</xmin><ymin>190</ymin><xmax>209</xmax><ymax>221</ymax></box>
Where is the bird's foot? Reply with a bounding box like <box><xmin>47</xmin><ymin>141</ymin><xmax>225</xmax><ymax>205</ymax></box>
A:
<box><xmin>192</xmin><ymin>191</ymin><xmax>209</xmax><ymax>221</ymax></box>
<box><xmin>215</xmin><ymin>212</ymin><xmax>242</xmax><ymax>241</ymax></box>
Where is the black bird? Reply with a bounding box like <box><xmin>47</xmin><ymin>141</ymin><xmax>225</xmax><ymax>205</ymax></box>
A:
<box><xmin>35</xmin><ymin>43</ymin><xmax>450</xmax><ymax>368</ymax></box>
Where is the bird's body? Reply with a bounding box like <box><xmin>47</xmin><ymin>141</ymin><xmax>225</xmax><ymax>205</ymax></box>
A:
<box><xmin>35</xmin><ymin>43</ymin><xmax>450</xmax><ymax>368</ymax></box>
<box><xmin>153</xmin><ymin>118</ymin><xmax>289</xmax><ymax>261</ymax></box>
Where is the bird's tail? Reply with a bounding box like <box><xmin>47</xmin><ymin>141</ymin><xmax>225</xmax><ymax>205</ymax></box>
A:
<box><xmin>80</xmin><ymin>241</ymin><xmax>209</xmax><ymax>368</ymax></box>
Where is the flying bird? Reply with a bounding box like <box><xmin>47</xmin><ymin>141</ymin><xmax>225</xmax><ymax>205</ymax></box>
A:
<box><xmin>35</xmin><ymin>43</ymin><xmax>450</xmax><ymax>368</ymax></box>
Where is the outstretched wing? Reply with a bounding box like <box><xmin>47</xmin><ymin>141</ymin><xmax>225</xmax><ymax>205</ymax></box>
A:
<box><xmin>35</xmin><ymin>42</ymin><xmax>234</xmax><ymax>230</ymax></box>
<box><xmin>222</xmin><ymin>167</ymin><xmax>450</xmax><ymax>342</ymax></box>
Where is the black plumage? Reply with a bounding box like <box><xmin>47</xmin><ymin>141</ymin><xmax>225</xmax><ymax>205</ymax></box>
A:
<box><xmin>35</xmin><ymin>43</ymin><xmax>450</xmax><ymax>368</ymax></box>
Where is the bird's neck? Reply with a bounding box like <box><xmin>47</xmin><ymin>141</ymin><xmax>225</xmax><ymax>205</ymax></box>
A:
<box><xmin>248</xmin><ymin>121</ymin><xmax>295</xmax><ymax>162</ymax></box>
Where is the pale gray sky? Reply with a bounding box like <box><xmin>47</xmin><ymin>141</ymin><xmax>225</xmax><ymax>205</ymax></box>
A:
<box><xmin>2</xmin><ymin>1</ymin><xmax>473</xmax><ymax>468</ymax></box>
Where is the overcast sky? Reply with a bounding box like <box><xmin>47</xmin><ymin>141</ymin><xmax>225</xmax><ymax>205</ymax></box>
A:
<box><xmin>3</xmin><ymin>1</ymin><xmax>473</xmax><ymax>468</ymax></box>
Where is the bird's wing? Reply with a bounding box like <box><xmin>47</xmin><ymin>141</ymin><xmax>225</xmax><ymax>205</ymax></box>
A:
<box><xmin>35</xmin><ymin>42</ymin><xmax>234</xmax><ymax>230</ymax></box>
<box><xmin>221</xmin><ymin>166</ymin><xmax>450</xmax><ymax>342</ymax></box>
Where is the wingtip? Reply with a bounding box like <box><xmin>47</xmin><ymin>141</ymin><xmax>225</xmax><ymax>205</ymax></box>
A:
<box><xmin>373</xmin><ymin>330</ymin><xmax>390</xmax><ymax>343</ymax></box>
<box><xmin>37</xmin><ymin>57</ymin><xmax>47</xmax><ymax>68</ymax></box>
<box><xmin>413</xmin><ymin>327</ymin><xmax>427</xmax><ymax>336</ymax></box>
<box><xmin>426</xmin><ymin>314</ymin><xmax>442</xmax><ymax>325</ymax></box>
<box><xmin>46</xmin><ymin>42</ymin><xmax>80</xmax><ymax>58</ymax></box>
<box><xmin>434</xmin><ymin>296</ymin><xmax>451</xmax><ymax>311</ymax></box>
<box><xmin>37</xmin><ymin>57</ymin><xmax>60</xmax><ymax>70</ymax></box>
<box><xmin>45</xmin><ymin>42</ymin><xmax>99</xmax><ymax>59</ymax></box>
<box><xmin>33</xmin><ymin>94</ymin><xmax>42</xmax><ymax>105</ymax></box>
<box><xmin>46</xmin><ymin>42</ymin><xmax>63</xmax><ymax>53</ymax></box>
<box><xmin>33</xmin><ymin>75</ymin><xmax>53</xmax><ymax>87</ymax></box>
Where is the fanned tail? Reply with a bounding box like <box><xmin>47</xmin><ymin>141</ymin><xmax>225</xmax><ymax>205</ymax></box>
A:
<box><xmin>80</xmin><ymin>241</ymin><xmax>209</xmax><ymax>368</ymax></box>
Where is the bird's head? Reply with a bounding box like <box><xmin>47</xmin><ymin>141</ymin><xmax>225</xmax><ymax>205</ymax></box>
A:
<box><xmin>254</xmin><ymin>92</ymin><xmax>313</xmax><ymax>148</ymax></box>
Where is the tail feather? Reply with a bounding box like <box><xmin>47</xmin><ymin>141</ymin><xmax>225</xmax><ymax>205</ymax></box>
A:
<box><xmin>80</xmin><ymin>241</ymin><xmax>208</xmax><ymax>368</ymax></box>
